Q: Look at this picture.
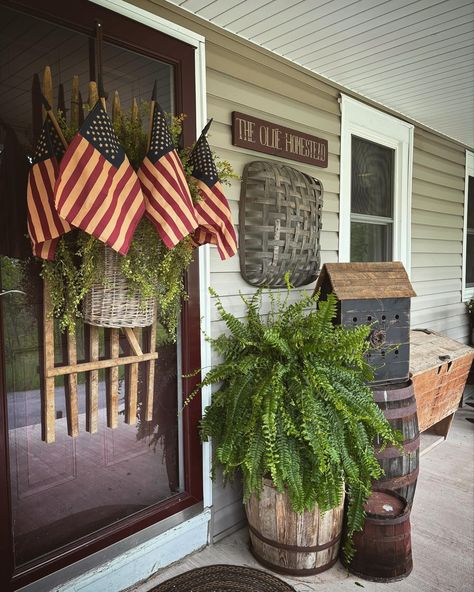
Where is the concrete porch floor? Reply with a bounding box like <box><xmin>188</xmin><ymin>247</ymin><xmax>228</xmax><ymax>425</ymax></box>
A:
<box><xmin>130</xmin><ymin>407</ymin><xmax>474</xmax><ymax>592</ymax></box>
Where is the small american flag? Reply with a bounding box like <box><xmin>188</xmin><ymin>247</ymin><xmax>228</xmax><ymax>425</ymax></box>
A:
<box><xmin>189</xmin><ymin>121</ymin><xmax>237</xmax><ymax>260</ymax></box>
<box><xmin>27</xmin><ymin>118</ymin><xmax>71</xmax><ymax>260</ymax></box>
<box><xmin>138</xmin><ymin>96</ymin><xmax>198</xmax><ymax>249</ymax></box>
<box><xmin>54</xmin><ymin>101</ymin><xmax>145</xmax><ymax>256</ymax></box>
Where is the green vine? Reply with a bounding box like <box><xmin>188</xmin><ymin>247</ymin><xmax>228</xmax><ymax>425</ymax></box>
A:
<box><xmin>189</xmin><ymin>279</ymin><xmax>402</xmax><ymax>562</ymax></box>
<box><xmin>41</xmin><ymin>101</ymin><xmax>237</xmax><ymax>339</ymax></box>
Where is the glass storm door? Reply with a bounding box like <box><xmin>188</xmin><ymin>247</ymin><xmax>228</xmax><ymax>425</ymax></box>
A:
<box><xmin>0</xmin><ymin>1</ymin><xmax>202</xmax><ymax>589</ymax></box>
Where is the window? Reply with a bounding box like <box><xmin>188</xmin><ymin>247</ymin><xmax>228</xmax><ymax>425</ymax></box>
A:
<box><xmin>463</xmin><ymin>150</ymin><xmax>474</xmax><ymax>300</ymax></box>
<box><xmin>340</xmin><ymin>95</ymin><xmax>414</xmax><ymax>271</ymax></box>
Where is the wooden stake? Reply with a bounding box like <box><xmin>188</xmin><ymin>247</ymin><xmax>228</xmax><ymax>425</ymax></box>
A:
<box><xmin>65</xmin><ymin>330</ymin><xmax>79</xmax><ymax>437</ymax></box>
<box><xmin>131</xmin><ymin>97</ymin><xmax>139</xmax><ymax>123</ymax></box>
<box><xmin>42</xmin><ymin>66</ymin><xmax>53</xmax><ymax>122</ymax></box>
<box><xmin>88</xmin><ymin>81</ymin><xmax>99</xmax><ymax>110</ymax></box>
<box><xmin>70</xmin><ymin>75</ymin><xmax>80</xmax><ymax>129</ymax></box>
<box><xmin>57</xmin><ymin>82</ymin><xmax>66</xmax><ymax>117</ymax></box>
<box><xmin>86</xmin><ymin>325</ymin><xmax>99</xmax><ymax>433</ymax></box>
<box><xmin>112</xmin><ymin>90</ymin><xmax>122</xmax><ymax>125</ymax></box>
<box><xmin>106</xmin><ymin>329</ymin><xmax>120</xmax><ymax>428</ymax></box>
<box><xmin>42</xmin><ymin>279</ymin><xmax>56</xmax><ymax>443</ymax></box>
<box><xmin>145</xmin><ymin>314</ymin><xmax>157</xmax><ymax>421</ymax></box>
<box><xmin>125</xmin><ymin>328</ymin><xmax>139</xmax><ymax>425</ymax></box>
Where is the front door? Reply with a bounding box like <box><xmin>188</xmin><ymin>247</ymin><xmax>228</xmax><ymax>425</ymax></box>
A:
<box><xmin>0</xmin><ymin>2</ymin><xmax>202</xmax><ymax>589</ymax></box>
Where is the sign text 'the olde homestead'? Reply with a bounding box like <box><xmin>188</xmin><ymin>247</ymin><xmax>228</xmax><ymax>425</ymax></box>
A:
<box><xmin>231</xmin><ymin>112</ymin><xmax>328</xmax><ymax>168</ymax></box>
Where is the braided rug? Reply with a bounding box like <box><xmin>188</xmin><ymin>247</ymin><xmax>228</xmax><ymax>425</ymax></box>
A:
<box><xmin>152</xmin><ymin>564</ymin><xmax>296</xmax><ymax>591</ymax></box>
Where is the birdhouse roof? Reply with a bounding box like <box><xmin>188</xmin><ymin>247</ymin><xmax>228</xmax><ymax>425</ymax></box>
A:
<box><xmin>314</xmin><ymin>262</ymin><xmax>416</xmax><ymax>300</ymax></box>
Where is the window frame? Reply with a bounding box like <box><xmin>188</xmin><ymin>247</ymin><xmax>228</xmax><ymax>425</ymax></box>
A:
<box><xmin>462</xmin><ymin>150</ymin><xmax>474</xmax><ymax>301</ymax></box>
<box><xmin>0</xmin><ymin>1</ymin><xmax>209</xmax><ymax>589</ymax></box>
<box><xmin>339</xmin><ymin>95</ymin><xmax>414</xmax><ymax>273</ymax></box>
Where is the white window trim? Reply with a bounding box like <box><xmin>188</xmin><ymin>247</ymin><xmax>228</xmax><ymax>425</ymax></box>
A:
<box><xmin>339</xmin><ymin>95</ymin><xmax>414</xmax><ymax>275</ymax></box>
<box><xmin>462</xmin><ymin>150</ymin><xmax>474</xmax><ymax>301</ymax></box>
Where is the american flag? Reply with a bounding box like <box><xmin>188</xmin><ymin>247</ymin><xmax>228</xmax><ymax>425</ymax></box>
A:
<box><xmin>54</xmin><ymin>101</ymin><xmax>145</xmax><ymax>256</ymax></box>
<box><xmin>27</xmin><ymin>118</ymin><xmax>71</xmax><ymax>260</ymax></box>
<box><xmin>137</xmin><ymin>94</ymin><xmax>198</xmax><ymax>249</ymax></box>
<box><xmin>189</xmin><ymin>121</ymin><xmax>237</xmax><ymax>260</ymax></box>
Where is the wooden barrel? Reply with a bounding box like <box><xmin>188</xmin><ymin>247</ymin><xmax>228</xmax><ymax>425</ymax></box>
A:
<box><xmin>372</xmin><ymin>380</ymin><xmax>419</xmax><ymax>506</ymax></box>
<box><xmin>245</xmin><ymin>478</ymin><xmax>344</xmax><ymax>576</ymax></box>
<box><xmin>344</xmin><ymin>490</ymin><xmax>412</xmax><ymax>582</ymax></box>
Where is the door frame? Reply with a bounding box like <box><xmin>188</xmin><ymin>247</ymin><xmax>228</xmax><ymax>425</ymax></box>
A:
<box><xmin>0</xmin><ymin>1</ymin><xmax>211</xmax><ymax>589</ymax></box>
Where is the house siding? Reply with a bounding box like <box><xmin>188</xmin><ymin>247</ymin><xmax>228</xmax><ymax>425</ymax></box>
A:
<box><xmin>411</xmin><ymin>128</ymin><xmax>469</xmax><ymax>342</ymax></box>
<box><xmin>205</xmin><ymin>42</ymin><xmax>341</xmax><ymax>539</ymax></box>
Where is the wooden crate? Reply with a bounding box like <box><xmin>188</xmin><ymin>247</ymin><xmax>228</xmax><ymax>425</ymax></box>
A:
<box><xmin>410</xmin><ymin>329</ymin><xmax>474</xmax><ymax>436</ymax></box>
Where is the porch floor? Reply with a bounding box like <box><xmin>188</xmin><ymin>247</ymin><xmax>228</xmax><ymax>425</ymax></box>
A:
<box><xmin>130</xmin><ymin>407</ymin><xmax>474</xmax><ymax>592</ymax></box>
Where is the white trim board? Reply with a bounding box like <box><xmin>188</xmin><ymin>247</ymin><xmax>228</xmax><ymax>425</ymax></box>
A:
<box><xmin>339</xmin><ymin>95</ymin><xmax>414</xmax><ymax>275</ymax></box>
<box><xmin>462</xmin><ymin>150</ymin><xmax>474</xmax><ymax>302</ymax></box>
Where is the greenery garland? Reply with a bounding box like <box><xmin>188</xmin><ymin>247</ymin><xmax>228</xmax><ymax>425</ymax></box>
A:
<box><xmin>188</xmin><ymin>280</ymin><xmax>402</xmax><ymax>561</ymax></box>
<box><xmin>42</xmin><ymin>105</ymin><xmax>237</xmax><ymax>338</ymax></box>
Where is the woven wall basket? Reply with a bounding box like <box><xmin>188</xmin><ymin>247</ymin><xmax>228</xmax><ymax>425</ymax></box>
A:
<box><xmin>239</xmin><ymin>161</ymin><xmax>323</xmax><ymax>287</ymax></box>
<box><xmin>83</xmin><ymin>246</ymin><xmax>155</xmax><ymax>328</ymax></box>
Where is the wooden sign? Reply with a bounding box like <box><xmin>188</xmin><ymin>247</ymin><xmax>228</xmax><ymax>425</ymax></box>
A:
<box><xmin>232</xmin><ymin>111</ymin><xmax>328</xmax><ymax>168</ymax></box>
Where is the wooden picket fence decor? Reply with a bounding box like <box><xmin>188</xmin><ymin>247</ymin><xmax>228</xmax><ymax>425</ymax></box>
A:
<box><xmin>42</xmin><ymin>279</ymin><xmax>158</xmax><ymax>443</ymax></box>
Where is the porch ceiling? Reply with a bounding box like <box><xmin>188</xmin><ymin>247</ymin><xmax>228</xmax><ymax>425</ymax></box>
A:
<box><xmin>165</xmin><ymin>0</ymin><xmax>474</xmax><ymax>148</ymax></box>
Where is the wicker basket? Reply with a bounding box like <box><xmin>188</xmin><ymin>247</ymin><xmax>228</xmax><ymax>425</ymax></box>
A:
<box><xmin>83</xmin><ymin>246</ymin><xmax>155</xmax><ymax>328</ymax></box>
<box><xmin>239</xmin><ymin>161</ymin><xmax>323</xmax><ymax>287</ymax></box>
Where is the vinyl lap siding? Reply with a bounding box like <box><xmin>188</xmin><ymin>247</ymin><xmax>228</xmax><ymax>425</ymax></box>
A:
<box><xmin>205</xmin><ymin>43</ymin><xmax>341</xmax><ymax>539</ymax></box>
<box><xmin>411</xmin><ymin>129</ymin><xmax>469</xmax><ymax>341</ymax></box>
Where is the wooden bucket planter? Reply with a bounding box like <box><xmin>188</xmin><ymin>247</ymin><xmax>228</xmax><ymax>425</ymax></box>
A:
<box><xmin>372</xmin><ymin>380</ymin><xmax>419</xmax><ymax>506</ymax></box>
<box><xmin>245</xmin><ymin>478</ymin><xmax>344</xmax><ymax>576</ymax></box>
<box><xmin>343</xmin><ymin>490</ymin><xmax>412</xmax><ymax>582</ymax></box>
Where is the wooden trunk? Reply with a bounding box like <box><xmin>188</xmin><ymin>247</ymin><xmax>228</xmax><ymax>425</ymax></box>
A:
<box><xmin>344</xmin><ymin>490</ymin><xmax>412</xmax><ymax>582</ymax></box>
<box><xmin>245</xmin><ymin>478</ymin><xmax>343</xmax><ymax>576</ymax></box>
<box><xmin>410</xmin><ymin>330</ymin><xmax>474</xmax><ymax>435</ymax></box>
<box><xmin>372</xmin><ymin>380</ymin><xmax>419</xmax><ymax>506</ymax></box>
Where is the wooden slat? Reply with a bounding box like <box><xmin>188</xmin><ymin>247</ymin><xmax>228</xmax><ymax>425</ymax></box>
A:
<box><xmin>86</xmin><ymin>325</ymin><xmax>99</xmax><ymax>433</ymax></box>
<box><xmin>145</xmin><ymin>317</ymin><xmax>157</xmax><ymax>421</ymax></box>
<box><xmin>106</xmin><ymin>329</ymin><xmax>120</xmax><ymax>429</ymax></box>
<box><xmin>42</xmin><ymin>66</ymin><xmax>53</xmax><ymax>122</ymax></box>
<box><xmin>70</xmin><ymin>75</ymin><xmax>80</xmax><ymax>129</ymax></box>
<box><xmin>42</xmin><ymin>280</ymin><xmax>55</xmax><ymax>443</ymax></box>
<box><xmin>65</xmin><ymin>330</ymin><xmax>79</xmax><ymax>437</ymax></box>
<box><xmin>125</xmin><ymin>328</ymin><xmax>139</xmax><ymax>426</ymax></box>
<box><xmin>46</xmin><ymin>351</ymin><xmax>158</xmax><ymax>377</ymax></box>
<box><xmin>123</xmin><ymin>327</ymin><xmax>143</xmax><ymax>356</ymax></box>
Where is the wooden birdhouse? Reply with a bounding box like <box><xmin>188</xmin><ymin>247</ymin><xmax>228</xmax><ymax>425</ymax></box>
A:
<box><xmin>314</xmin><ymin>262</ymin><xmax>416</xmax><ymax>385</ymax></box>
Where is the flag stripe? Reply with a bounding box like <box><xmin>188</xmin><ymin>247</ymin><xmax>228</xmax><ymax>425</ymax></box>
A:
<box><xmin>138</xmin><ymin>156</ymin><xmax>198</xmax><ymax>246</ymax></box>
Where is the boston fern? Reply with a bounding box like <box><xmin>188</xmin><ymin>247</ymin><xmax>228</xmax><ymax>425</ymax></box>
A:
<box><xmin>194</xmin><ymin>282</ymin><xmax>401</xmax><ymax>560</ymax></box>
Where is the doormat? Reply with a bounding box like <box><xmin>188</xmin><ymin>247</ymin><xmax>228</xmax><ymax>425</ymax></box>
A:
<box><xmin>151</xmin><ymin>564</ymin><xmax>296</xmax><ymax>591</ymax></box>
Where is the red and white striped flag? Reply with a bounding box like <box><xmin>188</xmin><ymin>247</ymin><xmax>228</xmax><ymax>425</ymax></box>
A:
<box><xmin>189</xmin><ymin>120</ymin><xmax>237</xmax><ymax>260</ymax></box>
<box><xmin>54</xmin><ymin>101</ymin><xmax>145</xmax><ymax>256</ymax></box>
<box><xmin>138</xmin><ymin>88</ymin><xmax>198</xmax><ymax>249</ymax></box>
<box><xmin>27</xmin><ymin>118</ymin><xmax>71</xmax><ymax>260</ymax></box>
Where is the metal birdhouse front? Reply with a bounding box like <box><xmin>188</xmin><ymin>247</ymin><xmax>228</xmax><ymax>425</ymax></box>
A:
<box><xmin>314</xmin><ymin>262</ymin><xmax>416</xmax><ymax>385</ymax></box>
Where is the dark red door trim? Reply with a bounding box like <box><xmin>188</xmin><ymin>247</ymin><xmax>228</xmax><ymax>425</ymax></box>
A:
<box><xmin>0</xmin><ymin>1</ymin><xmax>202</xmax><ymax>589</ymax></box>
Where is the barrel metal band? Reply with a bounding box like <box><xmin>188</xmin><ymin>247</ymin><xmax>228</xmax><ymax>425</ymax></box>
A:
<box><xmin>248</xmin><ymin>523</ymin><xmax>341</xmax><ymax>552</ymax></box>
<box><xmin>381</xmin><ymin>400</ymin><xmax>418</xmax><ymax>420</ymax></box>
<box><xmin>249</xmin><ymin>544</ymin><xmax>339</xmax><ymax>576</ymax></box>
<box><xmin>374</xmin><ymin>466</ymin><xmax>420</xmax><ymax>490</ymax></box>
<box><xmin>375</xmin><ymin>435</ymin><xmax>420</xmax><ymax>459</ymax></box>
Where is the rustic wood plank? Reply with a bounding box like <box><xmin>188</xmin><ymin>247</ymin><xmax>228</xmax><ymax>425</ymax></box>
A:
<box><xmin>106</xmin><ymin>328</ymin><xmax>120</xmax><ymax>429</ymax></box>
<box><xmin>145</xmin><ymin>317</ymin><xmax>157</xmax><ymax>421</ymax></box>
<box><xmin>42</xmin><ymin>66</ymin><xmax>53</xmax><ymax>122</ymax></box>
<box><xmin>65</xmin><ymin>330</ymin><xmax>79</xmax><ymax>437</ymax></box>
<box><xmin>125</xmin><ymin>328</ymin><xmax>139</xmax><ymax>426</ymax></box>
<box><xmin>70</xmin><ymin>75</ymin><xmax>80</xmax><ymax>129</ymax></box>
<box><xmin>88</xmin><ymin>81</ymin><xmax>99</xmax><ymax>110</ymax></box>
<box><xmin>42</xmin><ymin>280</ymin><xmax>55</xmax><ymax>443</ymax></box>
<box><xmin>86</xmin><ymin>324</ymin><xmax>99</xmax><ymax>433</ymax></box>
<box><xmin>46</xmin><ymin>351</ymin><xmax>158</xmax><ymax>377</ymax></box>
<box><xmin>123</xmin><ymin>327</ymin><xmax>143</xmax><ymax>356</ymax></box>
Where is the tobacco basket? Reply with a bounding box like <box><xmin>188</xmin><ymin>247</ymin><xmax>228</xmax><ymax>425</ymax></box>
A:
<box><xmin>239</xmin><ymin>160</ymin><xmax>323</xmax><ymax>287</ymax></box>
<box><xmin>83</xmin><ymin>245</ymin><xmax>155</xmax><ymax>328</ymax></box>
